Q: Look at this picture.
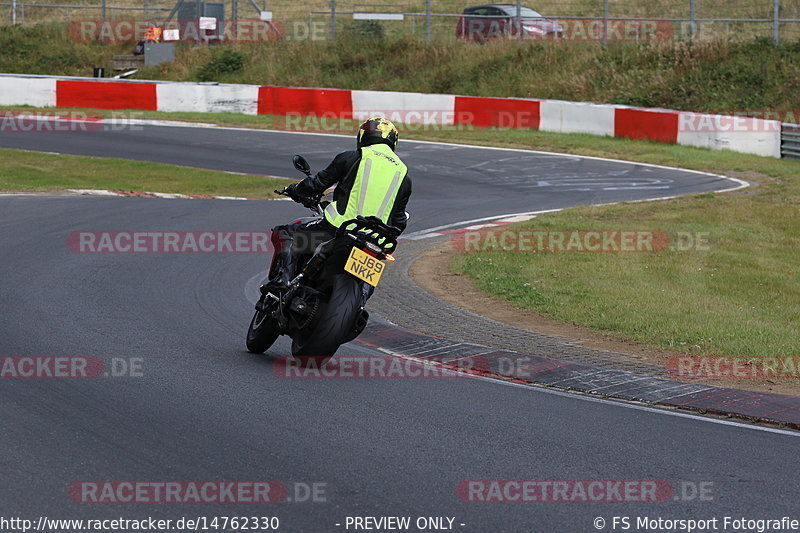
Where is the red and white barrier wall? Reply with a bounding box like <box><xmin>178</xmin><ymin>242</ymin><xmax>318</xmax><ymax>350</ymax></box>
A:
<box><xmin>0</xmin><ymin>74</ymin><xmax>782</xmax><ymax>158</ymax></box>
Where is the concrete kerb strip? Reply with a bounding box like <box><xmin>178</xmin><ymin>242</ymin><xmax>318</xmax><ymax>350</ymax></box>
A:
<box><xmin>66</xmin><ymin>189</ymin><xmax>257</xmax><ymax>200</ymax></box>
<box><xmin>355</xmin><ymin>324</ymin><xmax>800</xmax><ymax>430</ymax></box>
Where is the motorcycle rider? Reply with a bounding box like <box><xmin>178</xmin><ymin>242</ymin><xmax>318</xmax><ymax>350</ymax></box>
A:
<box><xmin>263</xmin><ymin>116</ymin><xmax>412</xmax><ymax>293</ymax></box>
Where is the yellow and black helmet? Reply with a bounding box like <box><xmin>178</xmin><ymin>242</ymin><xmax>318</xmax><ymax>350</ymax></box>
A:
<box><xmin>356</xmin><ymin>116</ymin><xmax>399</xmax><ymax>151</ymax></box>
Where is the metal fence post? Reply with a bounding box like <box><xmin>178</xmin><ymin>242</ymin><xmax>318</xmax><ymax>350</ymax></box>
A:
<box><xmin>689</xmin><ymin>0</ymin><xmax>696</xmax><ymax>39</ymax></box>
<box><xmin>330</xmin><ymin>0</ymin><xmax>336</xmax><ymax>40</ymax></box>
<box><xmin>231</xmin><ymin>0</ymin><xmax>238</xmax><ymax>42</ymax></box>
<box><xmin>12</xmin><ymin>0</ymin><xmax>16</xmax><ymax>24</ymax></box>
<box><xmin>773</xmin><ymin>0</ymin><xmax>780</xmax><ymax>45</ymax></box>
<box><xmin>426</xmin><ymin>0</ymin><xmax>431</xmax><ymax>42</ymax></box>
<box><xmin>102</xmin><ymin>0</ymin><xmax>106</xmax><ymax>23</ymax></box>
<box><xmin>603</xmin><ymin>0</ymin><xmax>609</xmax><ymax>44</ymax></box>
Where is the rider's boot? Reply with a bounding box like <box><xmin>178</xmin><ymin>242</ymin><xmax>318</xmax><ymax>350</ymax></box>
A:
<box><xmin>260</xmin><ymin>230</ymin><xmax>298</xmax><ymax>295</ymax></box>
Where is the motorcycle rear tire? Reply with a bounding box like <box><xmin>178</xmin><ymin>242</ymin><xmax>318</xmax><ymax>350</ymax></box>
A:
<box><xmin>291</xmin><ymin>273</ymin><xmax>362</xmax><ymax>367</ymax></box>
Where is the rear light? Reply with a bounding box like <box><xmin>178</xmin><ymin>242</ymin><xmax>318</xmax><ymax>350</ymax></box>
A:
<box><xmin>364</xmin><ymin>241</ymin><xmax>383</xmax><ymax>255</ymax></box>
<box><xmin>362</xmin><ymin>247</ymin><xmax>395</xmax><ymax>262</ymax></box>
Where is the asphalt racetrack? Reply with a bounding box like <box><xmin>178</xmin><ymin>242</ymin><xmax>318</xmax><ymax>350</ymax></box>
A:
<box><xmin>1</xmin><ymin>123</ymin><xmax>798</xmax><ymax>532</ymax></box>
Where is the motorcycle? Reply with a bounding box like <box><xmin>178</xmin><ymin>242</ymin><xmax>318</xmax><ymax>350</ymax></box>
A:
<box><xmin>246</xmin><ymin>155</ymin><xmax>401</xmax><ymax>367</ymax></box>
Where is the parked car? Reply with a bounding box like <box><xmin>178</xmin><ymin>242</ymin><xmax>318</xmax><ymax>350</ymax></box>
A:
<box><xmin>456</xmin><ymin>4</ymin><xmax>565</xmax><ymax>41</ymax></box>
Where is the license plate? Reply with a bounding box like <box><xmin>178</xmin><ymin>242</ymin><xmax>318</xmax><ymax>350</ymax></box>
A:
<box><xmin>344</xmin><ymin>247</ymin><xmax>385</xmax><ymax>287</ymax></box>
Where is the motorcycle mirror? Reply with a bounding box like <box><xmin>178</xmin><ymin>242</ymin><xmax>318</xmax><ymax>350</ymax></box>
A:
<box><xmin>292</xmin><ymin>155</ymin><xmax>312</xmax><ymax>176</ymax></box>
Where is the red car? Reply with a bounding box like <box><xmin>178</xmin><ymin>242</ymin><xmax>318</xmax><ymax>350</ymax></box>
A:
<box><xmin>456</xmin><ymin>4</ymin><xmax>565</xmax><ymax>41</ymax></box>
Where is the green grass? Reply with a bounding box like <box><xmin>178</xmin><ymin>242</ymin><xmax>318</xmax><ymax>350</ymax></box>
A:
<box><xmin>0</xmin><ymin>23</ymin><xmax>133</xmax><ymax>74</ymax></box>
<box><xmin>451</xmin><ymin>171</ymin><xmax>800</xmax><ymax>359</ymax></box>
<box><xmin>0</xmin><ymin>148</ymin><xmax>291</xmax><ymax>197</ymax></box>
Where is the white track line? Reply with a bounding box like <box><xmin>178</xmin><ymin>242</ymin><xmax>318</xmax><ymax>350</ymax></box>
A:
<box><xmin>403</xmin><ymin>209</ymin><xmax>565</xmax><ymax>240</ymax></box>
<box><xmin>403</xmin><ymin>186</ymin><xmax>750</xmax><ymax>240</ymax></box>
<box><xmin>492</xmin><ymin>376</ymin><xmax>800</xmax><ymax>437</ymax></box>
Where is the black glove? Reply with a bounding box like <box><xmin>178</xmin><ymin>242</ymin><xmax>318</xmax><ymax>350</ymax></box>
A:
<box><xmin>286</xmin><ymin>183</ymin><xmax>318</xmax><ymax>208</ymax></box>
<box><xmin>285</xmin><ymin>183</ymin><xmax>304</xmax><ymax>202</ymax></box>
<box><xmin>285</xmin><ymin>183</ymin><xmax>297</xmax><ymax>196</ymax></box>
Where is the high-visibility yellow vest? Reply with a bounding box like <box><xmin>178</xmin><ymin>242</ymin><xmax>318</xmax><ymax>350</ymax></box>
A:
<box><xmin>324</xmin><ymin>143</ymin><xmax>407</xmax><ymax>228</ymax></box>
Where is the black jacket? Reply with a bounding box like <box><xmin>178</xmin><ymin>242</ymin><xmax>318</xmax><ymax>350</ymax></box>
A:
<box><xmin>294</xmin><ymin>148</ymin><xmax>412</xmax><ymax>233</ymax></box>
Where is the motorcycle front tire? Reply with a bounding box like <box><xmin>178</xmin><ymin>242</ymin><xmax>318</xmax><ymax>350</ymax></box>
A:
<box><xmin>246</xmin><ymin>307</ymin><xmax>281</xmax><ymax>354</ymax></box>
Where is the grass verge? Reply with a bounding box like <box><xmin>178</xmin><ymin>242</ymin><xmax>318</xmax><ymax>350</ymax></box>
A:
<box><xmin>0</xmin><ymin>148</ymin><xmax>290</xmax><ymax>198</ymax></box>
<box><xmin>451</xmin><ymin>191</ymin><xmax>800</xmax><ymax>359</ymax></box>
<box><xmin>447</xmin><ymin>169</ymin><xmax>799</xmax><ymax>360</ymax></box>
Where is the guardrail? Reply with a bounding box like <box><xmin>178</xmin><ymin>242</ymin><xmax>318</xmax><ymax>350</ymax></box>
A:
<box><xmin>781</xmin><ymin>123</ymin><xmax>800</xmax><ymax>160</ymax></box>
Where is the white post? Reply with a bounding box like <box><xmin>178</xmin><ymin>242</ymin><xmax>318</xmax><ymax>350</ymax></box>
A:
<box><xmin>12</xmin><ymin>0</ymin><xmax>17</xmax><ymax>25</ymax></box>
